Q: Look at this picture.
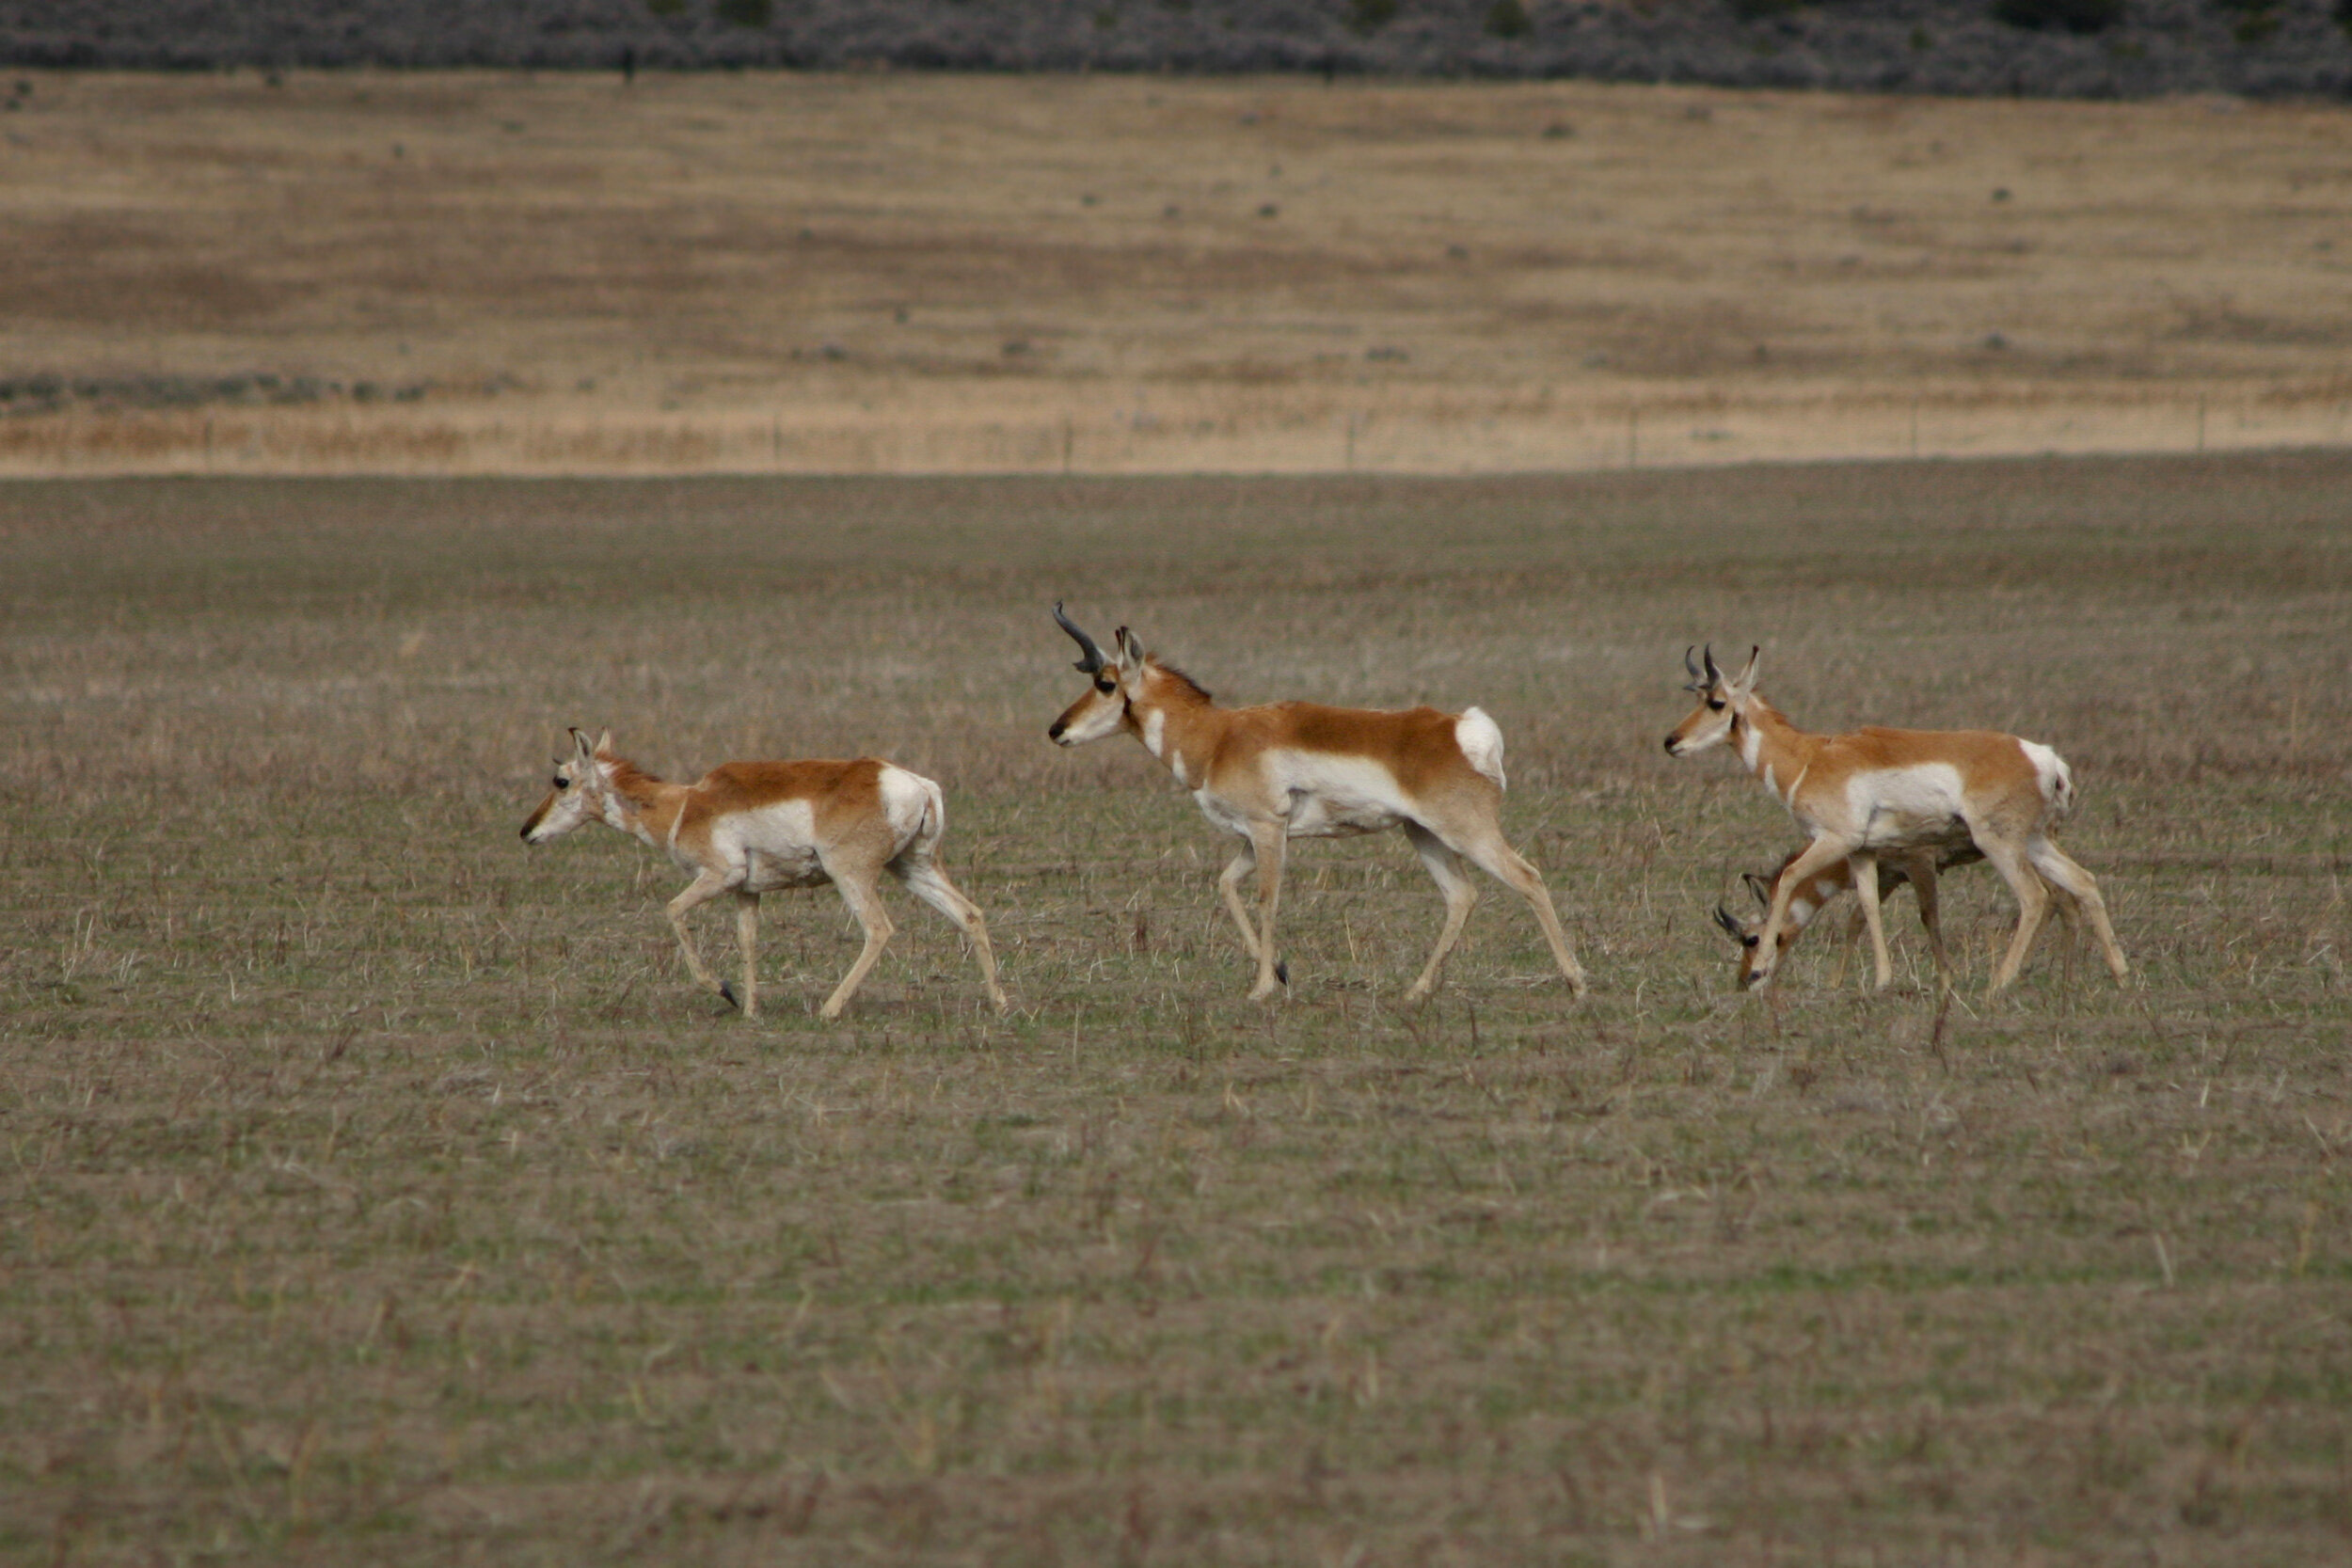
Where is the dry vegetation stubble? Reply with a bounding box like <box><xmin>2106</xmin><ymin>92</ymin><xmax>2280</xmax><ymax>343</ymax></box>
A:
<box><xmin>4</xmin><ymin>72</ymin><xmax>2351</xmax><ymax>474</ymax></box>
<box><xmin>1</xmin><ymin>457</ymin><xmax>2348</xmax><ymax>1562</ymax></box>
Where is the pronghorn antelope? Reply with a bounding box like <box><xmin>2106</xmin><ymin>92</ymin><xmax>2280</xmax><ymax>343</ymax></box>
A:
<box><xmin>1046</xmin><ymin>605</ymin><xmax>1587</xmax><ymax>1003</ymax></box>
<box><xmin>1665</xmin><ymin>646</ymin><xmax>2128</xmax><ymax>994</ymax></box>
<box><xmin>519</xmin><ymin>730</ymin><xmax>1008</xmax><ymax>1021</ymax></box>
<box><xmin>1711</xmin><ymin>838</ymin><xmax>2078</xmax><ymax>990</ymax></box>
<box><xmin>1715</xmin><ymin>843</ymin><xmax>1963</xmax><ymax>990</ymax></box>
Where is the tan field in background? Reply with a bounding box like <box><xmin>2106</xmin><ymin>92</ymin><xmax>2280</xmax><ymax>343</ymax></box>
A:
<box><xmin>3</xmin><ymin>70</ymin><xmax>2348</xmax><ymax>475</ymax></box>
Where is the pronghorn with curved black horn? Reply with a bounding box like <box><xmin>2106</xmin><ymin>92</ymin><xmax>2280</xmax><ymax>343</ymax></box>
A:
<box><xmin>1714</xmin><ymin>843</ymin><xmax>1959</xmax><ymax>990</ymax></box>
<box><xmin>520</xmin><ymin>729</ymin><xmax>1008</xmax><ymax>1021</ymax></box>
<box><xmin>1046</xmin><ymin>604</ymin><xmax>1587</xmax><ymax>1003</ymax></box>
<box><xmin>1665</xmin><ymin>645</ymin><xmax>2127</xmax><ymax>994</ymax></box>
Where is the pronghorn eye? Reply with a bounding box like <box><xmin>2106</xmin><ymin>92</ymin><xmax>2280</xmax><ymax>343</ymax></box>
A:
<box><xmin>553</xmin><ymin>774</ymin><xmax>568</xmax><ymax>789</ymax></box>
<box><xmin>1707</xmin><ymin>699</ymin><xmax>1725</xmax><ymax>712</ymax></box>
<box><xmin>1742</xmin><ymin>935</ymin><xmax>1758</xmax><ymax>948</ymax></box>
<box><xmin>1096</xmin><ymin>678</ymin><xmax>1116</xmax><ymax>693</ymax></box>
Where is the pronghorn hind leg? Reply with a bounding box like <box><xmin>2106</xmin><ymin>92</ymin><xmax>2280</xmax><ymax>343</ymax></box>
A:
<box><xmin>890</xmin><ymin>853</ymin><xmax>1009</xmax><ymax>1013</ymax></box>
<box><xmin>817</xmin><ymin>857</ymin><xmax>897</xmax><ymax>1021</ymax></box>
<box><xmin>1975</xmin><ymin>832</ymin><xmax>2051</xmax><ymax>994</ymax></box>
<box><xmin>664</xmin><ymin>868</ymin><xmax>738</xmax><ymax>1006</ymax></box>
<box><xmin>2026</xmin><ymin>836</ymin><xmax>2129</xmax><ymax>986</ymax></box>
<box><xmin>1443</xmin><ymin>822</ymin><xmax>1586</xmax><ymax>996</ymax></box>
<box><xmin>1401</xmin><ymin>822</ymin><xmax>1479</xmax><ymax>1005</ymax></box>
<box><xmin>1851</xmin><ymin>850</ymin><xmax>1894</xmax><ymax>990</ymax></box>
<box><xmin>2048</xmin><ymin>881</ymin><xmax>2082</xmax><ymax>986</ymax></box>
<box><xmin>1246</xmin><ymin>821</ymin><xmax>1290</xmax><ymax>1002</ymax></box>
<box><xmin>1216</xmin><ymin>841</ymin><xmax>1264</xmax><ymax>967</ymax></box>
<box><xmin>729</xmin><ymin>891</ymin><xmax>761</xmax><ymax>1020</ymax></box>
<box><xmin>1899</xmin><ymin>852</ymin><xmax>1953</xmax><ymax>990</ymax></box>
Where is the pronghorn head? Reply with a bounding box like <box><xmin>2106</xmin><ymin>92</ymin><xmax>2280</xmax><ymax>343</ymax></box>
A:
<box><xmin>1046</xmin><ymin>603</ymin><xmax>1147</xmax><ymax>747</ymax></box>
<box><xmin>1711</xmin><ymin>869</ymin><xmax>1794</xmax><ymax>987</ymax></box>
<box><xmin>1663</xmin><ymin>643</ymin><xmax>1760</xmax><ymax>757</ymax></box>
<box><xmin>520</xmin><ymin>728</ymin><xmax>615</xmax><ymax>844</ymax></box>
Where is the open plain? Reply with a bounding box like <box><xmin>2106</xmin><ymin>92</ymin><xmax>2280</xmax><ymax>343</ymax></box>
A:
<box><xmin>4</xmin><ymin>71</ymin><xmax>2351</xmax><ymax>475</ymax></box>
<box><xmin>2</xmin><ymin>457</ymin><xmax>2347</xmax><ymax>1562</ymax></box>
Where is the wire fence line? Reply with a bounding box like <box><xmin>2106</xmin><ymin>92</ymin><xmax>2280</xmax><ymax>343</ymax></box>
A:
<box><xmin>4</xmin><ymin>387</ymin><xmax>2348</xmax><ymax>478</ymax></box>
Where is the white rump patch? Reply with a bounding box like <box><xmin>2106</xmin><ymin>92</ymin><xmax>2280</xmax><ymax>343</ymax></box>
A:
<box><xmin>2019</xmin><ymin>739</ymin><xmax>2074</xmax><ymax>819</ymax></box>
<box><xmin>877</xmin><ymin>765</ymin><xmax>939</xmax><ymax>848</ymax></box>
<box><xmin>1455</xmin><ymin>707</ymin><xmax>1506</xmax><ymax>789</ymax></box>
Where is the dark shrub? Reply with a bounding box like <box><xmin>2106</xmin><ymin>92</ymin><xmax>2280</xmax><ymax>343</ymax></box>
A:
<box><xmin>1348</xmin><ymin>0</ymin><xmax>1399</xmax><ymax>35</ymax></box>
<box><xmin>1486</xmin><ymin>0</ymin><xmax>1534</xmax><ymax>37</ymax></box>
<box><xmin>714</xmin><ymin>0</ymin><xmax>771</xmax><ymax>26</ymax></box>
<box><xmin>1991</xmin><ymin>0</ymin><xmax>2123</xmax><ymax>31</ymax></box>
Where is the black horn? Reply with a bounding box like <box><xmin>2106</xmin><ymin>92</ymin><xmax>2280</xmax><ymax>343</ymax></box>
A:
<box><xmin>1713</xmin><ymin>904</ymin><xmax>1746</xmax><ymax>942</ymax></box>
<box><xmin>1053</xmin><ymin>601</ymin><xmax>1107</xmax><ymax>674</ymax></box>
<box><xmin>1702</xmin><ymin>642</ymin><xmax>1723</xmax><ymax>684</ymax></box>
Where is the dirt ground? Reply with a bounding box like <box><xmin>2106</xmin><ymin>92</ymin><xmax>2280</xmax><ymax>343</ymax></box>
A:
<box><xmin>1</xmin><ymin>459</ymin><xmax>2345</xmax><ymax>1562</ymax></box>
<box><xmin>4</xmin><ymin>71</ymin><xmax>2349</xmax><ymax>474</ymax></box>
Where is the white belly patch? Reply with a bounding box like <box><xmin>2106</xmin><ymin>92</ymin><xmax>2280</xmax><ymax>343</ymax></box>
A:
<box><xmin>1268</xmin><ymin>750</ymin><xmax>1408</xmax><ymax>838</ymax></box>
<box><xmin>1846</xmin><ymin>763</ymin><xmax>1968</xmax><ymax>847</ymax></box>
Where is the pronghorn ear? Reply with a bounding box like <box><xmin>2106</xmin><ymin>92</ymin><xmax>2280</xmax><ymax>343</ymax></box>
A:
<box><xmin>570</xmin><ymin>727</ymin><xmax>596</xmax><ymax>764</ymax></box>
<box><xmin>1742</xmin><ymin>871</ymin><xmax>1772</xmax><ymax>908</ymax></box>
<box><xmin>1732</xmin><ymin>646</ymin><xmax>1761</xmax><ymax>693</ymax></box>
<box><xmin>1114</xmin><ymin>626</ymin><xmax>1146</xmax><ymax>671</ymax></box>
<box><xmin>593</xmin><ymin>729</ymin><xmax>613</xmax><ymax>756</ymax></box>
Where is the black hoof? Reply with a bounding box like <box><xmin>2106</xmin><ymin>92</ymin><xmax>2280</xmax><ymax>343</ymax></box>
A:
<box><xmin>718</xmin><ymin>980</ymin><xmax>739</xmax><ymax>1008</ymax></box>
<box><xmin>1274</xmin><ymin>960</ymin><xmax>1290</xmax><ymax>987</ymax></box>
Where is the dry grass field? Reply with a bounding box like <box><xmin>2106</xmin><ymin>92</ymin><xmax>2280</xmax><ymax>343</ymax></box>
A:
<box><xmin>2</xmin><ymin>456</ymin><xmax>2347</xmax><ymax>1563</ymax></box>
<box><xmin>5</xmin><ymin>71</ymin><xmax>2352</xmax><ymax>475</ymax></box>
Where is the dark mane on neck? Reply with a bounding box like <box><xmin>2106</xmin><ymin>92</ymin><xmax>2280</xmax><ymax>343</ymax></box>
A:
<box><xmin>602</xmin><ymin>753</ymin><xmax>663</xmax><ymax>796</ymax></box>
<box><xmin>1152</xmin><ymin>661</ymin><xmax>1214</xmax><ymax>705</ymax></box>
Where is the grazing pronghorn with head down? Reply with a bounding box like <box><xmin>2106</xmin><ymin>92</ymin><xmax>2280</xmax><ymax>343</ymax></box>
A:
<box><xmin>1046</xmin><ymin>604</ymin><xmax>1586</xmax><ymax>1003</ymax></box>
<box><xmin>520</xmin><ymin>730</ymin><xmax>1008</xmax><ymax>1021</ymax></box>
<box><xmin>1665</xmin><ymin>646</ymin><xmax>2128</xmax><ymax>994</ymax></box>
<box><xmin>1717</xmin><ymin>839</ymin><xmax>2089</xmax><ymax>990</ymax></box>
<box><xmin>1715</xmin><ymin>843</ymin><xmax>1963</xmax><ymax>990</ymax></box>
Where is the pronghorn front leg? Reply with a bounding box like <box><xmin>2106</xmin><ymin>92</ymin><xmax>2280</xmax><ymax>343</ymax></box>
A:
<box><xmin>1749</xmin><ymin>835</ymin><xmax>1850</xmax><ymax>990</ymax></box>
<box><xmin>1850</xmin><ymin>849</ymin><xmax>1895</xmax><ymax>990</ymax></box>
<box><xmin>664</xmin><ymin>868</ymin><xmax>739</xmax><ymax>1006</ymax></box>
<box><xmin>729</xmin><ymin>890</ymin><xmax>761</xmax><ymax>1020</ymax></box>
<box><xmin>1245</xmin><ymin>820</ymin><xmax>1289</xmax><ymax>1001</ymax></box>
<box><xmin>1216</xmin><ymin>840</ymin><xmax>1265</xmax><ymax>966</ymax></box>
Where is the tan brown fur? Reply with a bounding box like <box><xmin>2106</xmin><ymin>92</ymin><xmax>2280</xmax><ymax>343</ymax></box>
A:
<box><xmin>1724</xmin><ymin>841</ymin><xmax>2087</xmax><ymax>990</ymax></box>
<box><xmin>1666</xmin><ymin>646</ymin><xmax>2127</xmax><ymax>995</ymax></box>
<box><xmin>521</xmin><ymin>731</ymin><xmax>1007</xmax><ymax>1021</ymax></box>
<box><xmin>1048</xmin><ymin>613</ymin><xmax>1584</xmax><ymax>1003</ymax></box>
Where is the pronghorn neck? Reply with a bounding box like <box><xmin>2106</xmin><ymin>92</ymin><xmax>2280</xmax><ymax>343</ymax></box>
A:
<box><xmin>1126</xmin><ymin>661</ymin><xmax>1221</xmax><ymax>789</ymax></box>
<box><xmin>1734</xmin><ymin>695</ymin><xmax>1820</xmax><ymax>808</ymax></box>
<box><xmin>595</xmin><ymin>757</ymin><xmax>687</xmax><ymax>850</ymax></box>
